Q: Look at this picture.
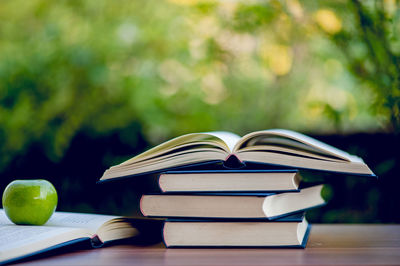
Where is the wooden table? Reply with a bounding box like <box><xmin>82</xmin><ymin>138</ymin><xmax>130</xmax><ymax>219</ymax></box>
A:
<box><xmin>17</xmin><ymin>225</ymin><xmax>400</xmax><ymax>265</ymax></box>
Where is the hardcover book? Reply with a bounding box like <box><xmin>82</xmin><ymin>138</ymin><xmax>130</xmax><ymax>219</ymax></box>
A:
<box><xmin>158</xmin><ymin>170</ymin><xmax>302</xmax><ymax>193</ymax></box>
<box><xmin>99</xmin><ymin>129</ymin><xmax>375</xmax><ymax>182</ymax></box>
<box><xmin>163</xmin><ymin>217</ymin><xmax>311</xmax><ymax>248</ymax></box>
<box><xmin>140</xmin><ymin>185</ymin><xmax>325</xmax><ymax>220</ymax></box>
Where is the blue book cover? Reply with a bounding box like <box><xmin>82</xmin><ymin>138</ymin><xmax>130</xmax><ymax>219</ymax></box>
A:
<box><xmin>165</xmin><ymin>211</ymin><xmax>306</xmax><ymax>223</ymax></box>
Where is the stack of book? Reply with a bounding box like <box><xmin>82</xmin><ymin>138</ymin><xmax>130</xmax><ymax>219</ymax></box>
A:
<box><xmin>100</xmin><ymin>129</ymin><xmax>376</xmax><ymax>248</ymax></box>
<box><xmin>140</xmin><ymin>170</ymin><xmax>324</xmax><ymax>247</ymax></box>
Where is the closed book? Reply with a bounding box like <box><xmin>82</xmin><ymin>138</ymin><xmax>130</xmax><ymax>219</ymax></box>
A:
<box><xmin>158</xmin><ymin>170</ymin><xmax>301</xmax><ymax>193</ymax></box>
<box><xmin>140</xmin><ymin>185</ymin><xmax>325</xmax><ymax>220</ymax></box>
<box><xmin>163</xmin><ymin>217</ymin><xmax>310</xmax><ymax>248</ymax></box>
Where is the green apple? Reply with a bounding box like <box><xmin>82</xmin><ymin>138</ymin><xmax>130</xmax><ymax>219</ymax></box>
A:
<box><xmin>2</xmin><ymin>179</ymin><xmax>58</xmax><ymax>225</ymax></box>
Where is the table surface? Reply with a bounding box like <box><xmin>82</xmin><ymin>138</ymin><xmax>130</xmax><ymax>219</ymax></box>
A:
<box><xmin>16</xmin><ymin>224</ymin><xmax>400</xmax><ymax>266</ymax></box>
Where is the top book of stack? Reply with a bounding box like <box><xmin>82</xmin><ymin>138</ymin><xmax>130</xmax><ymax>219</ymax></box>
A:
<box><xmin>99</xmin><ymin>129</ymin><xmax>375</xmax><ymax>182</ymax></box>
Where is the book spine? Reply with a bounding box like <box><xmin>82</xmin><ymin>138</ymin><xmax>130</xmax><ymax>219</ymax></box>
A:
<box><xmin>223</xmin><ymin>154</ymin><xmax>246</xmax><ymax>169</ymax></box>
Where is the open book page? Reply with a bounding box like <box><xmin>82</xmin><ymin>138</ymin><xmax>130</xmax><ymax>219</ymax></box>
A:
<box><xmin>0</xmin><ymin>210</ymin><xmax>141</xmax><ymax>263</ymax></box>
<box><xmin>45</xmin><ymin>211</ymin><xmax>119</xmax><ymax>232</ymax></box>
<box><xmin>118</xmin><ymin>132</ymin><xmax>240</xmax><ymax>166</ymax></box>
<box><xmin>0</xmin><ymin>210</ymin><xmax>91</xmax><ymax>263</ymax></box>
<box><xmin>206</xmin><ymin>131</ymin><xmax>241</xmax><ymax>152</ymax></box>
<box><xmin>234</xmin><ymin>129</ymin><xmax>363</xmax><ymax>162</ymax></box>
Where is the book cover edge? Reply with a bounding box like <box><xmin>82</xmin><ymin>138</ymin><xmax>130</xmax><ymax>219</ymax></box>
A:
<box><xmin>0</xmin><ymin>237</ymin><xmax>91</xmax><ymax>265</ymax></box>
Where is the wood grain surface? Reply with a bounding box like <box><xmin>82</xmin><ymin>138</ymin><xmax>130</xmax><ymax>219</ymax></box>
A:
<box><xmin>16</xmin><ymin>224</ymin><xmax>400</xmax><ymax>266</ymax></box>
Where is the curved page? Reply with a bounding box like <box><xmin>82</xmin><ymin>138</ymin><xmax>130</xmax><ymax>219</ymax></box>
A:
<box><xmin>234</xmin><ymin>129</ymin><xmax>362</xmax><ymax>162</ymax></box>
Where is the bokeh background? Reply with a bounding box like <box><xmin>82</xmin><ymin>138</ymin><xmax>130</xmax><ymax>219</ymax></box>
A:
<box><xmin>0</xmin><ymin>0</ymin><xmax>399</xmax><ymax>223</ymax></box>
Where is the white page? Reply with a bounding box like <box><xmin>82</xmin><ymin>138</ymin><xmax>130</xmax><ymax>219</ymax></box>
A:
<box><xmin>0</xmin><ymin>209</ymin><xmax>117</xmax><ymax>232</ymax></box>
<box><xmin>264</xmin><ymin>129</ymin><xmax>362</xmax><ymax>162</ymax></box>
<box><xmin>0</xmin><ymin>209</ymin><xmax>121</xmax><ymax>262</ymax></box>
<box><xmin>206</xmin><ymin>131</ymin><xmax>241</xmax><ymax>153</ymax></box>
<box><xmin>46</xmin><ymin>211</ymin><xmax>119</xmax><ymax>232</ymax></box>
<box><xmin>238</xmin><ymin>129</ymin><xmax>362</xmax><ymax>162</ymax></box>
<box><xmin>120</xmin><ymin>132</ymin><xmax>235</xmax><ymax>165</ymax></box>
<box><xmin>0</xmin><ymin>224</ymin><xmax>83</xmax><ymax>253</ymax></box>
<box><xmin>0</xmin><ymin>210</ymin><xmax>89</xmax><ymax>263</ymax></box>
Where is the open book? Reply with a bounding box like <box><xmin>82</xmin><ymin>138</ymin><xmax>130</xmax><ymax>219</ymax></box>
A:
<box><xmin>0</xmin><ymin>209</ymin><xmax>161</xmax><ymax>264</ymax></box>
<box><xmin>100</xmin><ymin>129</ymin><xmax>375</xmax><ymax>181</ymax></box>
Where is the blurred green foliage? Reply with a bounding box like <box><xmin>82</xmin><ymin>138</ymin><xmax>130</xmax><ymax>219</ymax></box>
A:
<box><xmin>0</xmin><ymin>0</ymin><xmax>398</xmax><ymax>171</ymax></box>
<box><xmin>330</xmin><ymin>0</ymin><xmax>400</xmax><ymax>132</ymax></box>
